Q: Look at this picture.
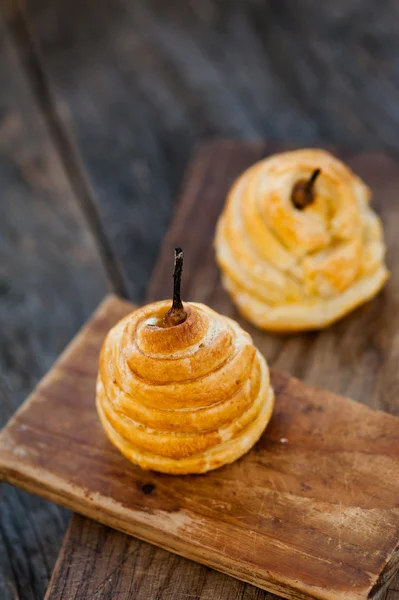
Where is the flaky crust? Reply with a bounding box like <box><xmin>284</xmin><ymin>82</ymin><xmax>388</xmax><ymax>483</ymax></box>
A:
<box><xmin>214</xmin><ymin>148</ymin><xmax>389</xmax><ymax>331</ymax></box>
<box><xmin>96</xmin><ymin>301</ymin><xmax>274</xmax><ymax>474</ymax></box>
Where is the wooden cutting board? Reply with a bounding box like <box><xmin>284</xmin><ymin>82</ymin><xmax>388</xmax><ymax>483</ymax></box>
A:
<box><xmin>2</xmin><ymin>142</ymin><xmax>399</xmax><ymax>600</ymax></box>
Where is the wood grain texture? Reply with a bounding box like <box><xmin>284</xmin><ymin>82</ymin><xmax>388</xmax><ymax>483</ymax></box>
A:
<box><xmin>45</xmin><ymin>142</ymin><xmax>399</xmax><ymax>600</ymax></box>
<box><xmin>45</xmin><ymin>514</ymin><xmax>272</xmax><ymax>600</ymax></box>
<box><xmin>1</xmin><ymin>292</ymin><xmax>399</xmax><ymax>600</ymax></box>
<box><xmin>0</xmin><ymin>12</ymin><xmax>109</xmax><ymax>600</ymax></box>
<box><xmin>3</xmin><ymin>0</ymin><xmax>399</xmax><ymax>595</ymax></box>
<box><xmin>15</xmin><ymin>0</ymin><xmax>399</xmax><ymax>302</ymax></box>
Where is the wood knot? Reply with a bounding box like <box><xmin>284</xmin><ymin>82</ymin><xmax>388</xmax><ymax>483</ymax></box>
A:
<box><xmin>140</xmin><ymin>483</ymin><xmax>156</xmax><ymax>495</ymax></box>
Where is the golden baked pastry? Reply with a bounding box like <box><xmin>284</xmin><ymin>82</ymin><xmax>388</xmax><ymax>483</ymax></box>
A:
<box><xmin>215</xmin><ymin>148</ymin><xmax>389</xmax><ymax>332</ymax></box>
<box><xmin>96</xmin><ymin>249</ymin><xmax>274</xmax><ymax>474</ymax></box>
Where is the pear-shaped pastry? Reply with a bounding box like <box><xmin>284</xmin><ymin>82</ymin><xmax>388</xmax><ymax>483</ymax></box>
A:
<box><xmin>215</xmin><ymin>148</ymin><xmax>389</xmax><ymax>332</ymax></box>
<box><xmin>96</xmin><ymin>249</ymin><xmax>274</xmax><ymax>474</ymax></box>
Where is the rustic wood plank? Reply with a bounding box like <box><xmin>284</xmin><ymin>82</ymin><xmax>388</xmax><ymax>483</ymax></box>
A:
<box><xmin>1</xmin><ymin>294</ymin><xmax>399</xmax><ymax>600</ymax></box>
<box><xmin>44</xmin><ymin>505</ymin><xmax>271</xmax><ymax>600</ymax></box>
<box><xmin>2</xmin><ymin>0</ymin><xmax>127</xmax><ymax>299</ymax></box>
<box><xmin>15</xmin><ymin>0</ymin><xmax>399</xmax><ymax>301</ymax></box>
<box><xmin>5</xmin><ymin>0</ymin><xmax>399</xmax><ymax>597</ymax></box>
<box><xmin>152</xmin><ymin>143</ymin><xmax>399</xmax><ymax>600</ymax></box>
<box><xmin>0</xmin><ymin>13</ymin><xmax>109</xmax><ymax>600</ymax></box>
<box><xmin>46</xmin><ymin>514</ymin><xmax>399</xmax><ymax>600</ymax></box>
<box><xmin>45</xmin><ymin>142</ymin><xmax>399</xmax><ymax>600</ymax></box>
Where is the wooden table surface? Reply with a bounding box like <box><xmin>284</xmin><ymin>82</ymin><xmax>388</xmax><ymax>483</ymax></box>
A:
<box><xmin>1</xmin><ymin>1</ymin><xmax>399</xmax><ymax>599</ymax></box>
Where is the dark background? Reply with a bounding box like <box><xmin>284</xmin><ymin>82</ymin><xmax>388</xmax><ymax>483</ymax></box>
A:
<box><xmin>1</xmin><ymin>0</ymin><xmax>399</xmax><ymax>598</ymax></box>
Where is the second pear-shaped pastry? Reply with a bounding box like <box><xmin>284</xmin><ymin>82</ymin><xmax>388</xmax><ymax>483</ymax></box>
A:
<box><xmin>215</xmin><ymin>148</ymin><xmax>389</xmax><ymax>332</ymax></box>
<box><xmin>96</xmin><ymin>249</ymin><xmax>274</xmax><ymax>474</ymax></box>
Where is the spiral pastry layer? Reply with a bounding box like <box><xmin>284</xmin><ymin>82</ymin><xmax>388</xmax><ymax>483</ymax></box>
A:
<box><xmin>96</xmin><ymin>301</ymin><xmax>274</xmax><ymax>474</ymax></box>
<box><xmin>215</xmin><ymin>148</ymin><xmax>389</xmax><ymax>332</ymax></box>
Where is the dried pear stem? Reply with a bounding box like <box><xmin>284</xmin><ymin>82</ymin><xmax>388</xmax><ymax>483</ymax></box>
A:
<box><xmin>291</xmin><ymin>168</ymin><xmax>321</xmax><ymax>210</ymax></box>
<box><xmin>163</xmin><ymin>247</ymin><xmax>187</xmax><ymax>327</ymax></box>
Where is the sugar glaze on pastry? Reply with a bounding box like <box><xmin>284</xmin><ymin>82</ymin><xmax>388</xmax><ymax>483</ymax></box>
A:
<box><xmin>96</xmin><ymin>249</ymin><xmax>274</xmax><ymax>475</ymax></box>
<box><xmin>215</xmin><ymin>148</ymin><xmax>389</xmax><ymax>332</ymax></box>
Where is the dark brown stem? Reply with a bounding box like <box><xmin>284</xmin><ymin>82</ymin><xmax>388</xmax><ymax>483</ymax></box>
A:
<box><xmin>163</xmin><ymin>248</ymin><xmax>187</xmax><ymax>327</ymax></box>
<box><xmin>291</xmin><ymin>168</ymin><xmax>321</xmax><ymax>210</ymax></box>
